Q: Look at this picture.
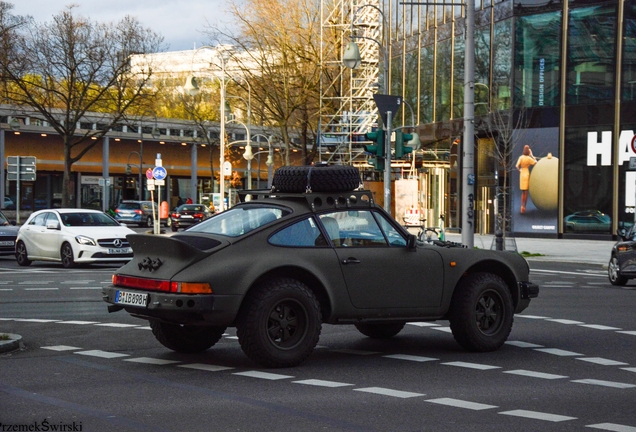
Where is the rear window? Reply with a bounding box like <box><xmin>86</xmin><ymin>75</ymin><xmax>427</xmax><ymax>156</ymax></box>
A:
<box><xmin>117</xmin><ymin>203</ymin><xmax>141</xmax><ymax>210</ymax></box>
<box><xmin>188</xmin><ymin>205</ymin><xmax>290</xmax><ymax>237</ymax></box>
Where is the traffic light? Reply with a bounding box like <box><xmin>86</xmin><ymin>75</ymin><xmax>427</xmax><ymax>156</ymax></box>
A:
<box><xmin>395</xmin><ymin>130</ymin><xmax>419</xmax><ymax>159</ymax></box>
<box><xmin>365</xmin><ymin>129</ymin><xmax>385</xmax><ymax>171</ymax></box>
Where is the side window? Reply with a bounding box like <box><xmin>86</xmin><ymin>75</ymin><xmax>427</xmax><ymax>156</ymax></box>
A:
<box><xmin>374</xmin><ymin>212</ymin><xmax>407</xmax><ymax>247</ymax></box>
<box><xmin>29</xmin><ymin>213</ymin><xmax>48</xmax><ymax>226</ymax></box>
<box><xmin>269</xmin><ymin>217</ymin><xmax>322</xmax><ymax>247</ymax></box>
<box><xmin>45</xmin><ymin>212</ymin><xmax>60</xmax><ymax>226</ymax></box>
<box><xmin>319</xmin><ymin>211</ymin><xmax>387</xmax><ymax>247</ymax></box>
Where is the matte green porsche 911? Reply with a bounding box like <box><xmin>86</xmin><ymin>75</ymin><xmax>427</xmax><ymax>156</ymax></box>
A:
<box><xmin>103</xmin><ymin>165</ymin><xmax>539</xmax><ymax>368</ymax></box>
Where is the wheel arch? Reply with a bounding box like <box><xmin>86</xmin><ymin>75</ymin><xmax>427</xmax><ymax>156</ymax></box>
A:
<box><xmin>457</xmin><ymin>260</ymin><xmax>520</xmax><ymax>308</ymax></box>
<box><xmin>240</xmin><ymin>266</ymin><xmax>332</xmax><ymax>322</ymax></box>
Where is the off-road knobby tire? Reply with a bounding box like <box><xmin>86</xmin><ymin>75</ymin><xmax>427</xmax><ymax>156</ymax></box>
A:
<box><xmin>236</xmin><ymin>278</ymin><xmax>322</xmax><ymax>368</ymax></box>
<box><xmin>15</xmin><ymin>241</ymin><xmax>32</xmax><ymax>266</ymax></box>
<box><xmin>61</xmin><ymin>242</ymin><xmax>76</xmax><ymax>269</ymax></box>
<box><xmin>272</xmin><ymin>165</ymin><xmax>360</xmax><ymax>193</ymax></box>
<box><xmin>448</xmin><ymin>272</ymin><xmax>513</xmax><ymax>352</ymax></box>
<box><xmin>608</xmin><ymin>256</ymin><xmax>628</xmax><ymax>286</ymax></box>
<box><xmin>355</xmin><ymin>322</ymin><xmax>405</xmax><ymax>339</ymax></box>
<box><xmin>150</xmin><ymin>321</ymin><xmax>226</xmax><ymax>353</ymax></box>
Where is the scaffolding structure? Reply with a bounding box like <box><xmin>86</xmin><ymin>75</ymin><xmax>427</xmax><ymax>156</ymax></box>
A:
<box><xmin>319</xmin><ymin>0</ymin><xmax>383</xmax><ymax>166</ymax></box>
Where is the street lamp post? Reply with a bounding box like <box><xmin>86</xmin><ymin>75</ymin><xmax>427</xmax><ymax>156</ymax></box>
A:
<box><xmin>184</xmin><ymin>45</ymin><xmax>230</xmax><ymax>210</ymax></box>
<box><xmin>251</xmin><ymin>134</ymin><xmax>275</xmax><ymax>188</ymax></box>
<box><xmin>343</xmin><ymin>4</ymin><xmax>394</xmax><ymax>213</ymax></box>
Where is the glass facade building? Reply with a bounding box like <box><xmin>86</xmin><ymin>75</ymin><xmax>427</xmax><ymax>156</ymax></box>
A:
<box><xmin>386</xmin><ymin>0</ymin><xmax>636</xmax><ymax>237</ymax></box>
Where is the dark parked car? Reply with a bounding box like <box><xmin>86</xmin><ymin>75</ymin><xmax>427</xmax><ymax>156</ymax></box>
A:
<box><xmin>114</xmin><ymin>200</ymin><xmax>157</xmax><ymax>227</ymax></box>
<box><xmin>103</xmin><ymin>165</ymin><xmax>539</xmax><ymax>368</ymax></box>
<box><xmin>0</xmin><ymin>211</ymin><xmax>18</xmax><ymax>255</ymax></box>
<box><xmin>608</xmin><ymin>225</ymin><xmax>636</xmax><ymax>285</ymax></box>
<box><xmin>169</xmin><ymin>204</ymin><xmax>214</xmax><ymax>231</ymax></box>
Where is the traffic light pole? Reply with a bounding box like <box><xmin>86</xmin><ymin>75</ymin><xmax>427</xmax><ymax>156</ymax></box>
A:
<box><xmin>461</xmin><ymin>0</ymin><xmax>475</xmax><ymax>248</ymax></box>
<box><xmin>384</xmin><ymin>111</ymin><xmax>393</xmax><ymax>214</ymax></box>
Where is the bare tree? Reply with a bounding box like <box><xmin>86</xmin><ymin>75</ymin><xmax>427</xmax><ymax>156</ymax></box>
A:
<box><xmin>0</xmin><ymin>5</ymin><xmax>164</xmax><ymax>206</ymax></box>
<box><xmin>476</xmin><ymin>100</ymin><xmax>529</xmax><ymax>235</ymax></box>
<box><xmin>204</xmin><ymin>0</ymin><xmax>325</xmax><ymax>165</ymax></box>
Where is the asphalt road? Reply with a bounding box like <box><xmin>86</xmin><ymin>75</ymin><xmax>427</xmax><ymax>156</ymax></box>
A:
<box><xmin>0</xmin><ymin>257</ymin><xmax>635</xmax><ymax>432</ymax></box>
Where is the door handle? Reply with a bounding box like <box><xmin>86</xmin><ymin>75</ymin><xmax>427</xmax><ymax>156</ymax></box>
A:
<box><xmin>342</xmin><ymin>257</ymin><xmax>361</xmax><ymax>265</ymax></box>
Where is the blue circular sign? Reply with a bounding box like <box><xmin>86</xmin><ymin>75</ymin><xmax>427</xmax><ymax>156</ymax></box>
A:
<box><xmin>152</xmin><ymin>166</ymin><xmax>167</xmax><ymax>180</ymax></box>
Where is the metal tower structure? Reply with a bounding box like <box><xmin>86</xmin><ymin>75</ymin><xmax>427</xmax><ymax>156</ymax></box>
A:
<box><xmin>319</xmin><ymin>0</ymin><xmax>383</xmax><ymax>166</ymax></box>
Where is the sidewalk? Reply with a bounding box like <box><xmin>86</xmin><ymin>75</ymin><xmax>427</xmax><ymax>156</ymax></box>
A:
<box><xmin>444</xmin><ymin>233</ymin><xmax>613</xmax><ymax>266</ymax></box>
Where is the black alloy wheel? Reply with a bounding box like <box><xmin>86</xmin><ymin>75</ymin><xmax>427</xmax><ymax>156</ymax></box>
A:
<box><xmin>61</xmin><ymin>242</ymin><xmax>75</xmax><ymax>268</ymax></box>
<box><xmin>15</xmin><ymin>241</ymin><xmax>32</xmax><ymax>266</ymax></box>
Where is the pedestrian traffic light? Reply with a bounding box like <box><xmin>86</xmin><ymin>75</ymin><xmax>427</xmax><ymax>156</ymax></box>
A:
<box><xmin>395</xmin><ymin>130</ymin><xmax>419</xmax><ymax>159</ymax></box>
<box><xmin>365</xmin><ymin>129</ymin><xmax>385</xmax><ymax>171</ymax></box>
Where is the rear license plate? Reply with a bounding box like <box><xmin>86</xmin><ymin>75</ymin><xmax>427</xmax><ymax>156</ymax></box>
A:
<box><xmin>181</xmin><ymin>215</ymin><xmax>193</xmax><ymax>219</ymax></box>
<box><xmin>0</xmin><ymin>241</ymin><xmax>14</xmax><ymax>246</ymax></box>
<box><xmin>115</xmin><ymin>290</ymin><xmax>148</xmax><ymax>307</ymax></box>
<box><xmin>108</xmin><ymin>247</ymin><xmax>132</xmax><ymax>254</ymax></box>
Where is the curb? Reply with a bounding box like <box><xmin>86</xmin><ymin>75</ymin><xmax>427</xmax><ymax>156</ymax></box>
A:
<box><xmin>0</xmin><ymin>333</ymin><xmax>22</xmax><ymax>353</ymax></box>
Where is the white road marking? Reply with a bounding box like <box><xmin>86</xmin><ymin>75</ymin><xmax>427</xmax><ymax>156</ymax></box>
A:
<box><xmin>19</xmin><ymin>281</ymin><xmax>53</xmax><ymax>284</ymax></box>
<box><xmin>576</xmin><ymin>357</ymin><xmax>629</xmax><ymax>366</ymax></box>
<box><xmin>69</xmin><ymin>287</ymin><xmax>102</xmax><ymax>290</ymax></box>
<box><xmin>425</xmin><ymin>398</ymin><xmax>497</xmax><ymax>410</ymax></box>
<box><xmin>74</xmin><ymin>350</ymin><xmax>129</xmax><ymax>359</ymax></box>
<box><xmin>56</xmin><ymin>320</ymin><xmax>100</xmax><ymax>325</ymax></box>
<box><xmin>178</xmin><ymin>364</ymin><xmax>234</xmax><ymax>372</ymax></box>
<box><xmin>0</xmin><ymin>289</ymin><xmax>12</xmax><ymax>291</ymax></box>
<box><xmin>499</xmin><ymin>409</ymin><xmax>577</xmax><ymax>422</ymax></box>
<box><xmin>353</xmin><ymin>387</ymin><xmax>424</xmax><ymax>398</ymax></box>
<box><xmin>586</xmin><ymin>423</ymin><xmax>636</xmax><ymax>432</ymax></box>
<box><xmin>224</xmin><ymin>336</ymin><xmax>238</xmax><ymax>340</ymax></box>
<box><xmin>534</xmin><ymin>348</ymin><xmax>583</xmax><ymax>356</ymax></box>
<box><xmin>621</xmin><ymin>367</ymin><xmax>636</xmax><ymax>374</ymax></box>
<box><xmin>124</xmin><ymin>357</ymin><xmax>181</xmax><ymax>365</ymax></box>
<box><xmin>616</xmin><ymin>331</ymin><xmax>636</xmax><ymax>336</ymax></box>
<box><xmin>14</xmin><ymin>319</ymin><xmax>59</xmax><ymax>323</ymax></box>
<box><xmin>133</xmin><ymin>326</ymin><xmax>152</xmax><ymax>330</ymax></box>
<box><xmin>431</xmin><ymin>327</ymin><xmax>452</xmax><ymax>333</ymax></box>
<box><xmin>407</xmin><ymin>322</ymin><xmax>440</xmax><ymax>327</ymax></box>
<box><xmin>331</xmin><ymin>349</ymin><xmax>381</xmax><ymax>355</ymax></box>
<box><xmin>503</xmin><ymin>370</ymin><xmax>568</xmax><ymax>380</ymax></box>
<box><xmin>293</xmin><ymin>379</ymin><xmax>354</xmax><ymax>388</ymax></box>
<box><xmin>233</xmin><ymin>371</ymin><xmax>293</xmax><ymax>380</ymax></box>
<box><xmin>546</xmin><ymin>319</ymin><xmax>585</xmax><ymax>325</ymax></box>
<box><xmin>442</xmin><ymin>361</ymin><xmax>501</xmax><ymax>370</ymax></box>
<box><xmin>41</xmin><ymin>345</ymin><xmax>82</xmax><ymax>351</ymax></box>
<box><xmin>571</xmin><ymin>379</ymin><xmax>636</xmax><ymax>389</ymax></box>
<box><xmin>505</xmin><ymin>341</ymin><xmax>544</xmax><ymax>348</ymax></box>
<box><xmin>532</xmin><ymin>269</ymin><xmax>605</xmax><ymax>278</ymax></box>
<box><xmin>383</xmin><ymin>354</ymin><xmax>438</xmax><ymax>362</ymax></box>
<box><xmin>579</xmin><ymin>324</ymin><xmax>622</xmax><ymax>330</ymax></box>
<box><xmin>25</xmin><ymin>288</ymin><xmax>58</xmax><ymax>291</ymax></box>
<box><xmin>94</xmin><ymin>323</ymin><xmax>141</xmax><ymax>328</ymax></box>
<box><xmin>516</xmin><ymin>315</ymin><xmax>551</xmax><ymax>319</ymax></box>
<box><xmin>61</xmin><ymin>281</ymin><xmax>95</xmax><ymax>284</ymax></box>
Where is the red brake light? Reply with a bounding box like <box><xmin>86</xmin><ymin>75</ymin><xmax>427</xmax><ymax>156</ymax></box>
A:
<box><xmin>193</xmin><ymin>213</ymin><xmax>204</xmax><ymax>218</ymax></box>
<box><xmin>112</xmin><ymin>274</ymin><xmax>173</xmax><ymax>292</ymax></box>
<box><xmin>134</xmin><ymin>209</ymin><xmax>143</xmax><ymax>215</ymax></box>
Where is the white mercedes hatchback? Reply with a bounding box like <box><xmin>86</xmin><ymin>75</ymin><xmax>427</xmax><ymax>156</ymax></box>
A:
<box><xmin>16</xmin><ymin>209</ymin><xmax>135</xmax><ymax>268</ymax></box>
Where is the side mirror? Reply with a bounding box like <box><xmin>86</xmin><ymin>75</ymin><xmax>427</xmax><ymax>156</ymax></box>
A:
<box><xmin>617</xmin><ymin>228</ymin><xmax>627</xmax><ymax>239</ymax></box>
<box><xmin>407</xmin><ymin>234</ymin><xmax>417</xmax><ymax>251</ymax></box>
<box><xmin>46</xmin><ymin>221</ymin><xmax>60</xmax><ymax>230</ymax></box>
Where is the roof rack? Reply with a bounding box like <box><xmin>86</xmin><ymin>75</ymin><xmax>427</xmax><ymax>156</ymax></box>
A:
<box><xmin>237</xmin><ymin>189</ymin><xmax>375</xmax><ymax>211</ymax></box>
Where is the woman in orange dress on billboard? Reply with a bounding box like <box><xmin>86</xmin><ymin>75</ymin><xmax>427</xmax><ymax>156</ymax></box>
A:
<box><xmin>516</xmin><ymin>145</ymin><xmax>537</xmax><ymax>214</ymax></box>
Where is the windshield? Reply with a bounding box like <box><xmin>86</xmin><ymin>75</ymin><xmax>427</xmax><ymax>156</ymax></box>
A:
<box><xmin>61</xmin><ymin>212</ymin><xmax>121</xmax><ymax>227</ymax></box>
<box><xmin>188</xmin><ymin>205</ymin><xmax>290</xmax><ymax>237</ymax></box>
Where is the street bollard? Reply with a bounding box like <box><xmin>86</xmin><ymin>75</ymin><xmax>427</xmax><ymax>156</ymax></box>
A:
<box><xmin>495</xmin><ymin>230</ymin><xmax>504</xmax><ymax>251</ymax></box>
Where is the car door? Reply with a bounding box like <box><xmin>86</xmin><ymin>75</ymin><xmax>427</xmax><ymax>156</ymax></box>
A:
<box><xmin>616</xmin><ymin>226</ymin><xmax>636</xmax><ymax>272</ymax></box>
<box><xmin>319</xmin><ymin>210</ymin><xmax>444</xmax><ymax>309</ymax></box>
<box><xmin>20</xmin><ymin>212</ymin><xmax>49</xmax><ymax>257</ymax></box>
<box><xmin>37</xmin><ymin>212</ymin><xmax>64</xmax><ymax>258</ymax></box>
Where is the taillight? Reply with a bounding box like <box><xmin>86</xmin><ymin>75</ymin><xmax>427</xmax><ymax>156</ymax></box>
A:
<box><xmin>134</xmin><ymin>209</ymin><xmax>143</xmax><ymax>215</ymax></box>
<box><xmin>193</xmin><ymin>213</ymin><xmax>204</xmax><ymax>218</ymax></box>
<box><xmin>171</xmin><ymin>213</ymin><xmax>180</xmax><ymax>219</ymax></box>
<box><xmin>112</xmin><ymin>275</ymin><xmax>212</xmax><ymax>294</ymax></box>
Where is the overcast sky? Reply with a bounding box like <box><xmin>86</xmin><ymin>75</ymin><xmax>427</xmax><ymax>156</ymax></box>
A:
<box><xmin>12</xmin><ymin>0</ymin><xmax>237</xmax><ymax>52</ymax></box>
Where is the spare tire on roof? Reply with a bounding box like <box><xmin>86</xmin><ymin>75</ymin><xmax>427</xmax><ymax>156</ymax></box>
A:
<box><xmin>272</xmin><ymin>165</ymin><xmax>361</xmax><ymax>193</ymax></box>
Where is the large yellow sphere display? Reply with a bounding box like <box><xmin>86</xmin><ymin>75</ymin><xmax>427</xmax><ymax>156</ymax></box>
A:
<box><xmin>528</xmin><ymin>153</ymin><xmax>559</xmax><ymax>211</ymax></box>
